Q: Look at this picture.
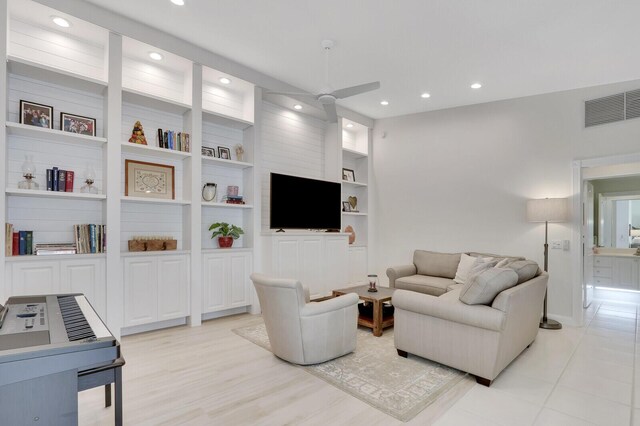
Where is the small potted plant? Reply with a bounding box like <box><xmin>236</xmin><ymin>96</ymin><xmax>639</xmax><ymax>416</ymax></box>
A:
<box><xmin>209</xmin><ymin>222</ymin><xmax>244</xmax><ymax>248</ymax></box>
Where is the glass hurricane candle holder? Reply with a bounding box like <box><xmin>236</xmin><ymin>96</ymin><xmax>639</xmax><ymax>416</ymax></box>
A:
<box><xmin>18</xmin><ymin>155</ymin><xmax>39</xmax><ymax>190</ymax></box>
<box><xmin>80</xmin><ymin>166</ymin><xmax>98</xmax><ymax>194</ymax></box>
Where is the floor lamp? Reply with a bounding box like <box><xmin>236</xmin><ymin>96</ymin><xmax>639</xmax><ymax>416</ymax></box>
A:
<box><xmin>526</xmin><ymin>197</ymin><xmax>568</xmax><ymax>330</ymax></box>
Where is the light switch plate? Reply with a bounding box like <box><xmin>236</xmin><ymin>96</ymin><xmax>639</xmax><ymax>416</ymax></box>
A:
<box><xmin>551</xmin><ymin>240</ymin><xmax>562</xmax><ymax>249</ymax></box>
<box><xmin>563</xmin><ymin>240</ymin><xmax>570</xmax><ymax>250</ymax></box>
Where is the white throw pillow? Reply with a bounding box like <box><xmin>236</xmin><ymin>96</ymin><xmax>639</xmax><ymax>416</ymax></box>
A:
<box><xmin>453</xmin><ymin>253</ymin><xmax>478</xmax><ymax>284</ymax></box>
<box><xmin>459</xmin><ymin>267</ymin><xmax>519</xmax><ymax>305</ymax></box>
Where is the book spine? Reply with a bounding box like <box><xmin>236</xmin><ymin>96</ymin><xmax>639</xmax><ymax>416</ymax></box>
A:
<box><xmin>158</xmin><ymin>128</ymin><xmax>164</xmax><ymax>149</ymax></box>
<box><xmin>52</xmin><ymin>167</ymin><xmax>59</xmax><ymax>191</ymax></box>
<box><xmin>46</xmin><ymin>169</ymin><xmax>53</xmax><ymax>191</ymax></box>
<box><xmin>5</xmin><ymin>223</ymin><xmax>12</xmax><ymax>257</ymax></box>
<box><xmin>19</xmin><ymin>231</ymin><xmax>26</xmax><ymax>255</ymax></box>
<box><xmin>12</xmin><ymin>232</ymin><xmax>19</xmax><ymax>256</ymax></box>
<box><xmin>74</xmin><ymin>225</ymin><xmax>80</xmax><ymax>254</ymax></box>
<box><xmin>26</xmin><ymin>231</ymin><xmax>33</xmax><ymax>255</ymax></box>
<box><xmin>66</xmin><ymin>171</ymin><xmax>74</xmax><ymax>192</ymax></box>
<box><xmin>58</xmin><ymin>170</ymin><xmax>66</xmax><ymax>192</ymax></box>
<box><xmin>90</xmin><ymin>224</ymin><xmax>96</xmax><ymax>254</ymax></box>
<box><xmin>163</xmin><ymin>132</ymin><xmax>168</xmax><ymax>150</ymax></box>
<box><xmin>186</xmin><ymin>133</ymin><xmax>190</xmax><ymax>152</ymax></box>
<box><xmin>103</xmin><ymin>225</ymin><xmax>107</xmax><ymax>253</ymax></box>
<box><xmin>177</xmin><ymin>132</ymin><xmax>182</xmax><ymax>151</ymax></box>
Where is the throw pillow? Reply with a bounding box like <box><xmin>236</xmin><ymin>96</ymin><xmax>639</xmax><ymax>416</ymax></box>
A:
<box><xmin>459</xmin><ymin>267</ymin><xmax>519</xmax><ymax>305</ymax></box>
<box><xmin>453</xmin><ymin>253</ymin><xmax>478</xmax><ymax>284</ymax></box>
<box><xmin>506</xmin><ymin>260</ymin><xmax>539</xmax><ymax>284</ymax></box>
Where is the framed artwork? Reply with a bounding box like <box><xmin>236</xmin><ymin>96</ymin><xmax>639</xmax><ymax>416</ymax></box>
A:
<box><xmin>125</xmin><ymin>159</ymin><xmax>175</xmax><ymax>200</ymax></box>
<box><xmin>218</xmin><ymin>146</ymin><xmax>231</xmax><ymax>160</ymax></box>
<box><xmin>201</xmin><ymin>146</ymin><xmax>216</xmax><ymax>157</ymax></box>
<box><xmin>342</xmin><ymin>168</ymin><xmax>355</xmax><ymax>182</ymax></box>
<box><xmin>342</xmin><ymin>201</ymin><xmax>351</xmax><ymax>212</ymax></box>
<box><xmin>60</xmin><ymin>112</ymin><xmax>96</xmax><ymax>136</ymax></box>
<box><xmin>20</xmin><ymin>100</ymin><xmax>53</xmax><ymax>129</ymax></box>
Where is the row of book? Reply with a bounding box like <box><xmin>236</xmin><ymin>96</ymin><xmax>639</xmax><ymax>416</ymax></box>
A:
<box><xmin>221</xmin><ymin>195</ymin><xmax>245</xmax><ymax>205</ymax></box>
<box><xmin>74</xmin><ymin>224</ymin><xmax>106</xmax><ymax>254</ymax></box>
<box><xmin>157</xmin><ymin>129</ymin><xmax>190</xmax><ymax>152</ymax></box>
<box><xmin>46</xmin><ymin>167</ymin><xmax>75</xmax><ymax>192</ymax></box>
<box><xmin>5</xmin><ymin>224</ymin><xmax>33</xmax><ymax>255</ymax></box>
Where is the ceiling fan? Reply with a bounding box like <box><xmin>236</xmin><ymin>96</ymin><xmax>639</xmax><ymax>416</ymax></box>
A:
<box><xmin>266</xmin><ymin>40</ymin><xmax>380</xmax><ymax>122</ymax></box>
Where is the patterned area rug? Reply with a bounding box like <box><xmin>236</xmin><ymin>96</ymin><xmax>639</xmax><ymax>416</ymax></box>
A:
<box><xmin>233</xmin><ymin>323</ymin><xmax>467</xmax><ymax>422</ymax></box>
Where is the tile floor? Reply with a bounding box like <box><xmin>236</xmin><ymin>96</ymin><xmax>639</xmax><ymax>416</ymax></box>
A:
<box><xmin>434</xmin><ymin>290</ymin><xmax>638</xmax><ymax>426</ymax></box>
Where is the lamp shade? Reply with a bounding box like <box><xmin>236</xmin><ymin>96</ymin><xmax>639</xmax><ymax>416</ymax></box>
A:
<box><xmin>526</xmin><ymin>198</ymin><xmax>568</xmax><ymax>223</ymax></box>
<box><xmin>631</xmin><ymin>229</ymin><xmax>640</xmax><ymax>237</ymax></box>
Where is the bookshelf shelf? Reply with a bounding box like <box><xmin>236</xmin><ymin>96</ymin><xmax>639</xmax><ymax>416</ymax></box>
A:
<box><xmin>342</xmin><ymin>212</ymin><xmax>368</xmax><ymax>216</ymax></box>
<box><xmin>342</xmin><ymin>180</ymin><xmax>368</xmax><ymax>188</ymax></box>
<box><xmin>203</xmin><ymin>108</ymin><xmax>253</xmax><ymax>130</ymax></box>
<box><xmin>121</xmin><ymin>196</ymin><xmax>191</xmax><ymax>206</ymax></box>
<box><xmin>5</xmin><ymin>188</ymin><xmax>106</xmax><ymax>200</ymax></box>
<box><xmin>120</xmin><ymin>250</ymin><xmax>191</xmax><ymax>258</ymax></box>
<box><xmin>201</xmin><ymin>156</ymin><xmax>253</xmax><ymax>169</ymax></box>
<box><xmin>6</xmin><ymin>122</ymin><xmax>108</xmax><ymax>147</ymax></box>
<box><xmin>201</xmin><ymin>201</ymin><xmax>253</xmax><ymax>209</ymax></box>
<box><xmin>122</xmin><ymin>88</ymin><xmax>192</xmax><ymax>116</ymax></box>
<box><xmin>342</xmin><ymin>147</ymin><xmax>368</xmax><ymax>160</ymax></box>
<box><xmin>5</xmin><ymin>253</ymin><xmax>106</xmax><ymax>262</ymax></box>
<box><xmin>121</xmin><ymin>141</ymin><xmax>192</xmax><ymax>159</ymax></box>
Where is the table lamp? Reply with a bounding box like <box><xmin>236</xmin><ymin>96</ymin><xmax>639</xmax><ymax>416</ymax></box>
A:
<box><xmin>526</xmin><ymin>197</ymin><xmax>568</xmax><ymax>330</ymax></box>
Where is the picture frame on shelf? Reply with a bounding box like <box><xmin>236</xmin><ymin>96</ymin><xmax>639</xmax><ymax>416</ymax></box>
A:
<box><xmin>125</xmin><ymin>159</ymin><xmax>175</xmax><ymax>200</ymax></box>
<box><xmin>342</xmin><ymin>201</ymin><xmax>351</xmax><ymax>212</ymax></box>
<box><xmin>20</xmin><ymin>100</ymin><xmax>53</xmax><ymax>129</ymax></box>
<box><xmin>202</xmin><ymin>146</ymin><xmax>216</xmax><ymax>157</ymax></box>
<box><xmin>218</xmin><ymin>146</ymin><xmax>231</xmax><ymax>160</ymax></box>
<box><xmin>342</xmin><ymin>168</ymin><xmax>355</xmax><ymax>182</ymax></box>
<box><xmin>60</xmin><ymin>112</ymin><xmax>96</xmax><ymax>136</ymax></box>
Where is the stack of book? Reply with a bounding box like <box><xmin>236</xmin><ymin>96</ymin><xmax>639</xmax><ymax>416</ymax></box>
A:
<box><xmin>157</xmin><ymin>129</ymin><xmax>190</xmax><ymax>152</ymax></box>
<box><xmin>223</xmin><ymin>195</ymin><xmax>245</xmax><ymax>205</ymax></box>
<box><xmin>5</xmin><ymin>224</ymin><xmax>34</xmax><ymax>256</ymax></box>
<box><xmin>34</xmin><ymin>243</ymin><xmax>76</xmax><ymax>256</ymax></box>
<box><xmin>74</xmin><ymin>224</ymin><xmax>106</xmax><ymax>254</ymax></box>
<box><xmin>46</xmin><ymin>167</ymin><xmax>75</xmax><ymax>192</ymax></box>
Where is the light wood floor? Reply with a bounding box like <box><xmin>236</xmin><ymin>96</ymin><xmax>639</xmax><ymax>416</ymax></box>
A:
<box><xmin>79</xmin><ymin>313</ymin><xmax>473</xmax><ymax>425</ymax></box>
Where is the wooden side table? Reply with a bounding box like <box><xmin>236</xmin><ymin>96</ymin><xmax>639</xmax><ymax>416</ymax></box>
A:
<box><xmin>332</xmin><ymin>285</ymin><xmax>395</xmax><ymax>336</ymax></box>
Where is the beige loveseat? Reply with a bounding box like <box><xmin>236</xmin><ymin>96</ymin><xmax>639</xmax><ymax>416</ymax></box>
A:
<box><xmin>387</xmin><ymin>250</ymin><xmax>548</xmax><ymax>386</ymax></box>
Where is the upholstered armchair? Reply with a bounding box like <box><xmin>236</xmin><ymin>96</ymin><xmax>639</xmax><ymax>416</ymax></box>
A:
<box><xmin>250</xmin><ymin>273</ymin><xmax>359</xmax><ymax>365</ymax></box>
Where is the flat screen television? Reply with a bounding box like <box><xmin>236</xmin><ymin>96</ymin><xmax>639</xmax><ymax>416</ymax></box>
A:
<box><xmin>270</xmin><ymin>172</ymin><xmax>341</xmax><ymax>230</ymax></box>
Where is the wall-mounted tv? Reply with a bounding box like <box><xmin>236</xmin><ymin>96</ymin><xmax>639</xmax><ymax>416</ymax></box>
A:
<box><xmin>270</xmin><ymin>173</ymin><xmax>341</xmax><ymax>230</ymax></box>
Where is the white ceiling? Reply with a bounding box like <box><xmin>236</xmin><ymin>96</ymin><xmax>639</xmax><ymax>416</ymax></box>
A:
<box><xmin>85</xmin><ymin>0</ymin><xmax>640</xmax><ymax>120</ymax></box>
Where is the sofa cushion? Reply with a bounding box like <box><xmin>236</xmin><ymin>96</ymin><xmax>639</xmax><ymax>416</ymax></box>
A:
<box><xmin>395</xmin><ymin>274</ymin><xmax>454</xmax><ymax>296</ymax></box>
<box><xmin>459</xmin><ymin>267</ymin><xmax>519</xmax><ymax>305</ymax></box>
<box><xmin>453</xmin><ymin>253</ymin><xmax>478</xmax><ymax>284</ymax></box>
<box><xmin>447</xmin><ymin>283</ymin><xmax>464</xmax><ymax>292</ymax></box>
<box><xmin>505</xmin><ymin>260</ymin><xmax>539</xmax><ymax>284</ymax></box>
<box><xmin>413</xmin><ymin>250</ymin><xmax>461</xmax><ymax>279</ymax></box>
<box><xmin>468</xmin><ymin>252</ymin><xmax>525</xmax><ymax>262</ymax></box>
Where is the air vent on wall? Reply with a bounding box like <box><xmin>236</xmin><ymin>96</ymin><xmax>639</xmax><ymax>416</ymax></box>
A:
<box><xmin>625</xmin><ymin>89</ymin><xmax>640</xmax><ymax>120</ymax></box>
<box><xmin>585</xmin><ymin>93</ymin><xmax>624</xmax><ymax>127</ymax></box>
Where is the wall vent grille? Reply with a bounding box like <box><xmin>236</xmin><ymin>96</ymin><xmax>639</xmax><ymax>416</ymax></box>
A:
<box><xmin>625</xmin><ymin>89</ymin><xmax>640</xmax><ymax>120</ymax></box>
<box><xmin>585</xmin><ymin>93</ymin><xmax>625</xmax><ymax>127</ymax></box>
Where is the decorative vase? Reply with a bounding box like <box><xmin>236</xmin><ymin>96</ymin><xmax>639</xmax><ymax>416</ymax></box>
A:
<box><xmin>218</xmin><ymin>236</ymin><xmax>233</xmax><ymax>248</ymax></box>
<box><xmin>202</xmin><ymin>183</ymin><xmax>217</xmax><ymax>202</ymax></box>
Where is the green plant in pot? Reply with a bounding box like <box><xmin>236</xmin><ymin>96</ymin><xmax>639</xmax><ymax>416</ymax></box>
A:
<box><xmin>209</xmin><ymin>222</ymin><xmax>244</xmax><ymax>248</ymax></box>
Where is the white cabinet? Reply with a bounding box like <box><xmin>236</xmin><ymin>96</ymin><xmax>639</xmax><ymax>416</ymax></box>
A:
<box><xmin>123</xmin><ymin>254</ymin><xmax>190</xmax><ymax>328</ymax></box>
<box><xmin>593</xmin><ymin>256</ymin><xmax>639</xmax><ymax>290</ymax></box>
<box><xmin>60</xmin><ymin>259</ymin><xmax>106</xmax><ymax>319</ymax></box>
<box><xmin>9</xmin><ymin>261</ymin><xmax>60</xmax><ymax>296</ymax></box>
<box><xmin>202</xmin><ymin>251</ymin><xmax>252</xmax><ymax>314</ymax></box>
<box><xmin>348</xmin><ymin>246</ymin><xmax>367</xmax><ymax>284</ymax></box>
<box><xmin>263</xmin><ymin>234</ymin><xmax>349</xmax><ymax>299</ymax></box>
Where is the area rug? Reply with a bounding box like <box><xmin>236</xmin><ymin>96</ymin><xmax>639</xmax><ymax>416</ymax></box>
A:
<box><xmin>233</xmin><ymin>323</ymin><xmax>467</xmax><ymax>422</ymax></box>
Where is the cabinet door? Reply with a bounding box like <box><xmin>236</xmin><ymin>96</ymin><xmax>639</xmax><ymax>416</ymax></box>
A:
<box><xmin>10</xmin><ymin>261</ymin><xmax>60</xmax><ymax>296</ymax></box>
<box><xmin>348</xmin><ymin>247</ymin><xmax>367</xmax><ymax>284</ymax></box>
<box><xmin>60</xmin><ymin>259</ymin><xmax>106</xmax><ymax>319</ymax></box>
<box><xmin>158</xmin><ymin>255</ymin><xmax>189</xmax><ymax>320</ymax></box>
<box><xmin>324</xmin><ymin>237</ymin><xmax>349</xmax><ymax>296</ymax></box>
<box><xmin>612</xmin><ymin>258</ymin><xmax>638</xmax><ymax>290</ymax></box>
<box><xmin>300</xmin><ymin>238</ymin><xmax>324</xmax><ymax>299</ymax></box>
<box><xmin>202</xmin><ymin>254</ymin><xmax>226</xmax><ymax>313</ymax></box>
<box><xmin>273</xmin><ymin>238</ymin><xmax>300</xmax><ymax>279</ymax></box>
<box><xmin>229</xmin><ymin>253</ymin><xmax>251</xmax><ymax>307</ymax></box>
<box><xmin>123</xmin><ymin>257</ymin><xmax>158</xmax><ymax>327</ymax></box>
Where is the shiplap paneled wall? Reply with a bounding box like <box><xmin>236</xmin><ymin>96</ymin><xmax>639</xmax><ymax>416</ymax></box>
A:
<box><xmin>201</xmin><ymin>208</ymin><xmax>245</xmax><ymax>249</ymax></box>
<box><xmin>202</xmin><ymin>119</ymin><xmax>243</xmax><ymax>157</ymax></box>
<box><xmin>260</xmin><ymin>102</ymin><xmax>326</xmax><ymax>229</ymax></box>
<box><xmin>120</xmin><ymin>203</ymin><xmax>184</xmax><ymax>252</ymax></box>
<box><xmin>121</xmin><ymin>102</ymin><xmax>185</xmax><ymax>146</ymax></box>
<box><xmin>202</xmin><ymin>82</ymin><xmax>244</xmax><ymax>119</ymax></box>
<box><xmin>9</xmin><ymin>19</ymin><xmax>106</xmax><ymax>82</ymax></box>
<box><xmin>122</xmin><ymin>57</ymin><xmax>189</xmax><ymax>106</ymax></box>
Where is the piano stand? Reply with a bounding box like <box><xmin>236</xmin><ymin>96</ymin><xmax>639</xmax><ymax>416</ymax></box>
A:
<box><xmin>78</xmin><ymin>353</ymin><xmax>125</xmax><ymax>426</ymax></box>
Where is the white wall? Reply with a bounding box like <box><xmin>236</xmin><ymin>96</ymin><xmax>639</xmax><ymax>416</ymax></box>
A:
<box><xmin>373</xmin><ymin>79</ymin><xmax>640</xmax><ymax>319</ymax></box>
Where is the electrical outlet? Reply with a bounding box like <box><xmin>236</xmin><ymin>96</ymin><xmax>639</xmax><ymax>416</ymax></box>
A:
<box><xmin>551</xmin><ymin>240</ymin><xmax>562</xmax><ymax>249</ymax></box>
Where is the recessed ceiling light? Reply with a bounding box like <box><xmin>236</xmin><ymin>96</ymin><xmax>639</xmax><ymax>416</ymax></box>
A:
<box><xmin>421</xmin><ymin>92</ymin><xmax>431</xmax><ymax>99</ymax></box>
<box><xmin>346</xmin><ymin>123</ymin><xmax>354</xmax><ymax>128</ymax></box>
<box><xmin>470</xmin><ymin>83</ymin><xmax>482</xmax><ymax>89</ymax></box>
<box><xmin>293</xmin><ymin>104</ymin><xmax>302</xmax><ymax>110</ymax></box>
<box><xmin>219</xmin><ymin>77</ymin><xmax>231</xmax><ymax>85</ymax></box>
<box><xmin>380</xmin><ymin>100</ymin><xmax>389</xmax><ymax>106</ymax></box>
<box><xmin>51</xmin><ymin>16</ymin><xmax>71</xmax><ymax>28</ymax></box>
<box><xmin>149</xmin><ymin>52</ymin><xmax>163</xmax><ymax>61</ymax></box>
<box><xmin>170</xmin><ymin>0</ymin><xmax>185</xmax><ymax>5</ymax></box>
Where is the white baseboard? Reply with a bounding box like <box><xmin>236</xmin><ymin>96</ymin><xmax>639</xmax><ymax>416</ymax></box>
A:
<box><xmin>201</xmin><ymin>306</ymin><xmax>248</xmax><ymax>321</ymax></box>
<box><xmin>121</xmin><ymin>317</ymin><xmax>187</xmax><ymax>336</ymax></box>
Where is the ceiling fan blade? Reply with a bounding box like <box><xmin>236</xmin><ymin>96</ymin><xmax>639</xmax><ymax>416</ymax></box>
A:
<box><xmin>264</xmin><ymin>91</ymin><xmax>316</xmax><ymax>97</ymax></box>
<box><xmin>323</xmin><ymin>103</ymin><xmax>338</xmax><ymax>123</ymax></box>
<box><xmin>332</xmin><ymin>81</ymin><xmax>380</xmax><ymax>99</ymax></box>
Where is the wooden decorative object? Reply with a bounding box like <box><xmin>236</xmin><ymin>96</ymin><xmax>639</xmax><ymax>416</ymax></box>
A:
<box><xmin>127</xmin><ymin>239</ymin><xmax>177</xmax><ymax>252</ymax></box>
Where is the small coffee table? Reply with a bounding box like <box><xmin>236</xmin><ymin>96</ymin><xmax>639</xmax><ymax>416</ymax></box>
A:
<box><xmin>332</xmin><ymin>285</ymin><xmax>395</xmax><ymax>337</ymax></box>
